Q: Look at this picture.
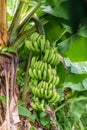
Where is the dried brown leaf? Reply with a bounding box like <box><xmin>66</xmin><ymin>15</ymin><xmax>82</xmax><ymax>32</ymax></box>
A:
<box><xmin>0</xmin><ymin>120</ymin><xmax>7</xmax><ymax>130</ymax></box>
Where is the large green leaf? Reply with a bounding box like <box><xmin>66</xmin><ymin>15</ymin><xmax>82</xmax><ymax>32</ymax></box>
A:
<box><xmin>66</xmin><ymin>74</ymin><xmax>87</xmax><ymax>84</ymax></box>
<box><xmin>58</xmin><ymin>36</ymin><xmax>87</xmax><ymax>61</ymax></box>
<box><xmin>64</xmin><ymin>78</ymin><xmax>87</xmax><ymax>91</ymax></box>
<box><xmin>65</xmin><ymin>58</ymin><xmax>87</xmax><ymax>74</ymax></box>
<box><xmin>70</xmin><ymin>101</ymin><xmax>84</xmax><ymax>120</ymax></box>
<box><xmin>18</xmin><ymin>105</ymin><xmax>37</xmax><ymax>121</ymax></box>
<box><xmin>43</xmin><ymin>1</ymin><xmax>69</xmax><ymax>20</ymax></box>
<box><xmin>44</xmin><ymin>20</ymin><xmax>65</xmax><ymax>43</ymax></box>
<box><xmin>46</xmin><ymin>0</ymin><xmax>67</xmax><ymax>6</ymax></box>
<box><xmin>65</xmin><ymin>36</ymin><xmax>87</xmax><ymax>61</ymax></box>
<box><xmin>78</xmin><ymin>26</ymin><xmax>87</xmax><ymax>38</ymax></box>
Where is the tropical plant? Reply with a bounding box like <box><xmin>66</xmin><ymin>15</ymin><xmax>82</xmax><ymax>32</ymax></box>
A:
<box><xmin>0</xmin><ymin>0</ymin><xmax>87</xmax><ymax>130</ymax></box>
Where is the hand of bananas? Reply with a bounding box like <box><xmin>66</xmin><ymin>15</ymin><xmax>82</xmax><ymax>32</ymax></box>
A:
<box><xmin>25</xmin><ymin>32</ymin><xmax>61</xmax><ymax>111</ymax></box>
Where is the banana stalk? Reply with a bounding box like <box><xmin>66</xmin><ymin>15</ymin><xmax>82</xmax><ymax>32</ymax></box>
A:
<box><xmin>0</xmin><ymin>0</ymin><xmax>8</xmax><ymax>46</ymax></box>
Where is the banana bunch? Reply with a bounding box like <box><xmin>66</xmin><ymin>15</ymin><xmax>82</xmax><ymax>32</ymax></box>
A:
<box><xmin>31</xmin><ymin>97</ymin><xmax>45</xmax><ymax>111</ymax></box>
<box><xmin>29</xmin><ymin>61</ymin><xmax>59</xmax><ymax>86</ymax></box>
<box><xmin>25</xmin><ymin>32</ymin><xmax>50</xmax><ymax>53</ymax></box>
<box><xmin>30</xmin><ymin>81</ymin><xmax>60</xmax><ymax>104</ymax></box>
<box><xmin>43</xmin><ymin>48</ymin><xmax>60</xmax><ymax>66</ymax></box>
<box><xmin>25</xmin><ymin>32</ymin><xmax>61</xmax><ymax>111</ymax></box>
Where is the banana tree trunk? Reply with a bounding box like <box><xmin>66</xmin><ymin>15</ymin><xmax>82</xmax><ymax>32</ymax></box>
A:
<box><xmin>0</xmin><ymin>0</ymin><xmax>8</xmax><ymax>46</ymax></box>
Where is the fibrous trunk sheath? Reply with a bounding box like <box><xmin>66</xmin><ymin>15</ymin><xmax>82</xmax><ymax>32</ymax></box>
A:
<box><xmin>0</xmin><ymin>0</ymin><xmax>8</xmax><ymax>46</ymax></box>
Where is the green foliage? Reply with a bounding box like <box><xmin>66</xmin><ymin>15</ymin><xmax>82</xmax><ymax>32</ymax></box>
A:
<box><xmin>6</xmin><ymin>0</ymin><xmax>87</xmax><ymax>129</ymax></box>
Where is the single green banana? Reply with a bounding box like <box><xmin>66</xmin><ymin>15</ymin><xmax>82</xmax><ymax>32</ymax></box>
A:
<box><xmin>53</xmin><ymin>53</ymin><xmax>58</xmax><ymax>65</ymax></box>
<box><xmin>33</xmin><ymin>79</ymin><xmax>38</xmax><ymax>86</ymax></box>
<box><xmin>36</xmin><ymin>88</ymin><xmax>41</xmax><ymax>98</ymax></box>
<box><xmin>31</xmin><ymin>57</ymin><xmax>37</xmax><ymax>67</ymax></box>
<box><xmin>31</xmin><ymin>102</ymin><xmax>38</xmax><ymax>110</ymax></box>
<box><xmin>32</xmin><ymin>87</ymin><xmax>37</xmax><ymax>96</ymax></box>
<box><xmin>47</xmin><ymin>48</ymin><xmax>55</xmax><ymax>63</ymax></box>
<box><xmin>43</xmin><ymin>49</ymin><xmax>49</xmax><ymax>61</ymax></box>
<box><xmin>38</xmin><ymin>81</ymin><xmax>43</xmax><ymax>88</ymax></box>
<box><xmin>48</xmin><ymin>64</ymin><xmax>51</xmax><ymax>70</ymax></box>
<box><xmin>40</xmin><ymin>88</ymin><xmax>44</xmax><ymax>98</ymax></box>
<box><xmin>29</xmin><ymin>41</ymin><xmax>35</xmax><ymax>52</ymax></box>
<box><xmin>40</xmin><ymin>38</ymin><xmax>45</xmax><ymax>51</ymax></box>
<box><xmin>44</xmin><ymin>89</ymin><xmax>48</xmax><ymax>99</ymax></box>
<box><xmin>52</xmin><ymin>76</ymin><xmax>57</xmax><ymax>85</ymax></box>
<box><xmin>55</xmin><ymin>76</ymin><xmax>60</xmax><ymax>86</ymax></box>
<box><xmin>25</xmin><ymin>40</ymin><xmax>31</xmax><ymax>50</ymax></box>
<box><xmin>40</xmin><ymin>62</ymin><xmax>45</xmax><ymax>72</ymax></box>
<box><xmin>42</xmin><ymin>81</ymin><xmax>46</xmax><ymax>89</ymax></box>
<box><xmin>33</xmin><ymin>69</ymin><xmax>38</xmax><ymax>79</ymax></box>
<box><xmin>29</xmin><ymin>68</ymin><xmax>35</xmax><ymax>79</ymax></box>
<box><xmin>51</xmin><ymin>68</ymin><xmax>56</xmax><ymax>75</ymax></box>
<box><xmin>30</xmin><ymin>32</ymin><xmax>39</xmax><ymax>41</ymax></box>
<box><xmin>49</xmin><ymin>83</ymin><xmax>53</xmax><ymax>89</ymax></box>
<box><xmin>56</xmin><ymin>53</ymin><xmax>60</xmax><ymax>65</ymax></box>
<box><xmin>37</xmin><ymin>35</ymin><xmax>42</xmax><ymax>49</ymax></box>
<box><xmin>48</xmin><ymin>91</ymin><xmax>59</xmax><ymax>104</ymax></box>
<box><xmin>46</xmin><ymin>40</ymin><xmax>50</xmax><ymax>48</ymax></box>
<box><xmin>48</xmin><ymin>74</ymin><xmax>53</xmax><ymax>84</ymax></box>
<box><xmin>43</xmin><ymin>70</ymin><xmax>47</xmax><ymax>80</ymax></box>
<box><xmin>50</xmin><ymin>53</ymin><xmax>56</xmax><ymax>65</ymax></box>
<box><xmin>53</xmin><ymin>93</ymin><xmax>60</xmax><ymax>103</ymax></box>
<box><xmin>33</xmin><ymin>41</ymin><xmax>40</xmax><ymax>52</ymax></box>
<box><xmin>38</xmin><ymin>61</ymin><xmax>43</xmax><ymax>70</ymax></box>
<box><xmin>46</xmin><ymin>90</ymin><xmax>53</xmax><ymax>99</ymax></box>
<box><xmin>38</xmin><ymin>69</ymin><xmax>42</xmax><ymax>80</ymax></box>
<box><xmin>44</xmin><ymin>63</ymin><xmax>47</xmax><ymax>70</ymax></box>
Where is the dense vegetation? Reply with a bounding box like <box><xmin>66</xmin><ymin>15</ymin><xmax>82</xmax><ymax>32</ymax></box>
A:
<box><xmin>0</xmin><ymin>0</ymin><xmax>87</xmax><ymax>130</ymax></box>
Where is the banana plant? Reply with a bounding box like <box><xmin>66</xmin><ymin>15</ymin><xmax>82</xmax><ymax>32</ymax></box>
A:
<box><xmin>0</xmin><ymin>0</ymin><xmax>45</xmax><ymax>129</ymax></box>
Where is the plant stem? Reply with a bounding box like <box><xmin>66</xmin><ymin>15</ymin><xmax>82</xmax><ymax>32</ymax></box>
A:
<box><xmin>18</xmin><ymin>2</ymin><xmax>41</xmax><ymax>32</ymax></box>
<box><xmin>14</xmin><ymin>26</ymin><xmax>35</xmax><ymax>47</ymax></box>
<box><xmin>0</xmin><ymin>0</ymin><xmax>8</xmax><ymax>46</ymax></box>
<box><xmin>79</xmin><ymin>120</ymin><xmax>84</xmax><ymax>130</ymax></box>
<box><xmin>22</xmin><ymin>52</ymin><xmax>32</xmax><ymax>101</ymax></box>
<box><xmin>55</xmin><ymin>97</ymin><xmax>87</xmax><ymax>112</ymax></box>
<box><xmin>9</xmin><ymin>0</ymin><xmax>24</xmax><ymax>44</ymax></box>
<box><xmin>14</xmin><ymin>19</ymin><xmax>48</xmax><ymax>47</ymax></box>
<box><xmin>31</xmin><ymin>14</ymin><xmax>45</xmax><ymax>35</ymax></box>
<box><xmin>5</xmin><ymin>65</ymin><xmax>10</xmax><ymax>130</ymax></box>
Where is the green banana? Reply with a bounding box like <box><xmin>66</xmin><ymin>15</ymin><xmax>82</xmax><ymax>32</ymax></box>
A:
<box><xmin>46</xmin><ymin>90</ymin><xmax>53</xmax><ymax>99</ymax></box>
<box><xmin>40</xmin><ymin>88</ymin><xmax>44</xmax><ymax>98</ymax></box>
<box><xmin>46</xmin><ymin>40</ymin><xmax>50</xmax><ymax>48</ymax></box>
<box><xmin>43</xmin><ymin>49</ymin><xmax>49</xmax><ymax>61</ymax></box>
<box><xmin>31</xmin><ymin>57</ymin><xmax>38</xmax><ymax>67</ymax></box>
<box><xmin>44</xmin><ymin>63</ymin><xmax>47</xmax><ymax>70</ymax></box>
<box><xmin>33</xmin><ymin>41</ymin><xmax>40</xmax><ymax>52</ymax></box>
<box><xmin>47</xmin><ymin>48</ymin><xmax>55</xmax><ymax>63</ymax></box>
<box><xmin>33</xmin><ymin>69</ymin><xmax>38</xmax><ymax>79</ymax></box>
<box><xmin>29</xmin><ymin>41</ymin><xmax>35</xmax><ymax>52</ymax></box>
<box><xmin>38</xmin><ymin>61</ymin><xmax>43</xmax><ymax>70</ymax></box>
<box><xmin>43</xmin><ymin>70</ymin><xmax>47</xmax><ymax>80</ymax></box>
<box><xmin>40</xmin><ymin>38</ymin><xmax>45</xmax><ymax>51</ymax></box>
<box><xmin>27</xmin><ymin>33</ymin><xmax>63</xmax><ymax>111</ymax></box>
<box><xmin>40</xmin><ymin>62</ymin><xmax>45</xmax><ymax>72</ymax></box>
<box><xmin>30</xmin><ymin>32</ymin><xmax>39</xmax><ymax>41</ymax></box>
<box><xmin>50</xmin><ymin>53</ymin><xmax>56</xmax><ymax>65</ymax></box>
<box><xmin>31</xmin><ymin>102</ymin><xmax>38</xmax><ymax>110</ymax></box>
<box><xmin>38</xmin><ymin>69</ymin><xmax>42</xmax><ymax>80</ymax></box>
<box><xmin>29</xmin><ymin>68</ymin><xmax>35</xmax><ymax>79</ymax></box>
<box><xmin>56</xmin><ymin>53</ymin><xmax>60</xmax><ymax>65</ymax></box>
<box><xmin>25</xmin><ymin>40</ymin><xmax>30</xmax><ymax>50</ymax></box>
<box><xmin>48</xmin><ymin>91</ymin><xmax>60</xmax><ymax>104</ymax></box>
<box><xmin>55</xmin><ymin>76</ymin><xmax>60</xmax><ymax>86</ymax></box>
